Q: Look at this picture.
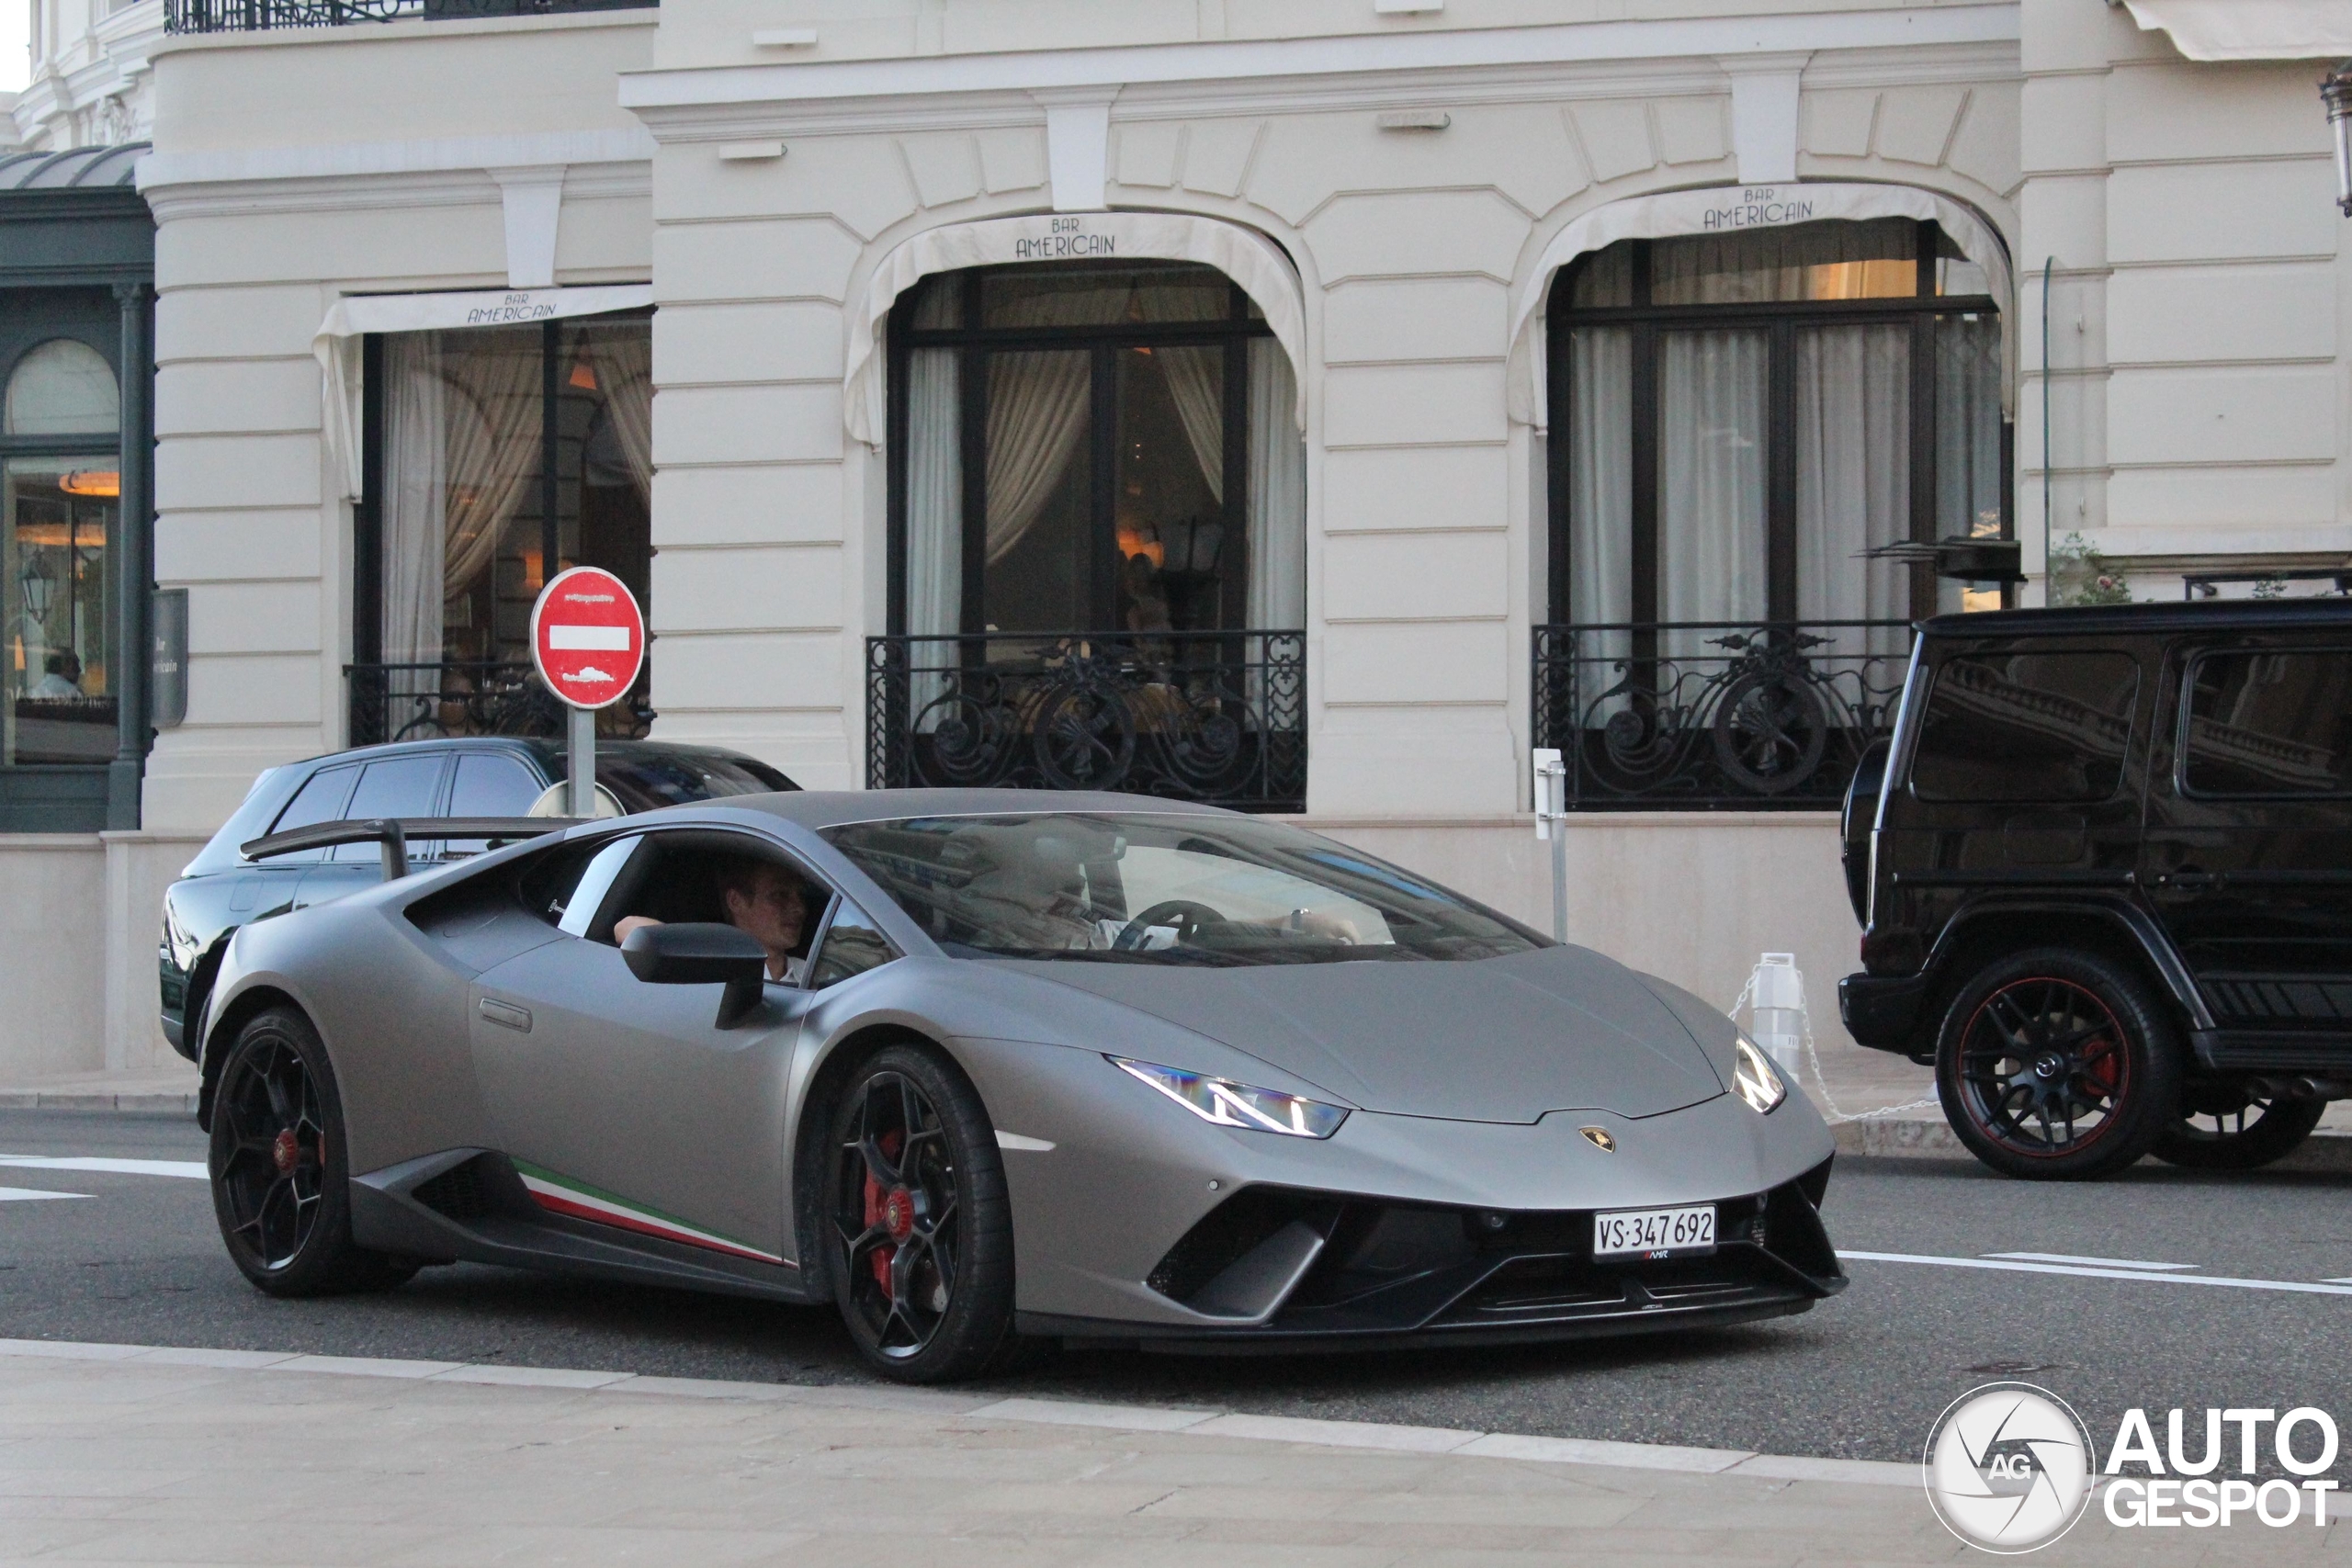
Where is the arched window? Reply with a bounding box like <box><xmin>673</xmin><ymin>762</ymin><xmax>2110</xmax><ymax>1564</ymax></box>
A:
<box><xmin>1549</xmin><ymin>217</ymin><xmax>2006</xmax><ymax>655</ymax></box>
<box><xmin>876</xmin><ymin>259</ymin><xmax>1308</xmax><ymax>808</ymax></box>
<box><xmin>4</xmin><ymin>335</ymin><xmax>123</xmax><ymax>767</ymax></box>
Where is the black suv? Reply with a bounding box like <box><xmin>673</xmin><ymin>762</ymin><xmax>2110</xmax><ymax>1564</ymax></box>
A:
<box><xmin>159</xmin><ymin>737</ymin><xmax>796</xmax><ymax>1056</ymax></box>
<box><xmin>1841</xmin><ymin>600</ymin><xmax>2352</xmax><ymax>1179</ymax></box>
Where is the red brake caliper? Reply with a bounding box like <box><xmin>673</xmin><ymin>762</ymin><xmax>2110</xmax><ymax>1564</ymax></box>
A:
<box><xmin>862</xmin><ymin>1130</ymin><xmax>909</xmax><ymax>1294</ymax></box>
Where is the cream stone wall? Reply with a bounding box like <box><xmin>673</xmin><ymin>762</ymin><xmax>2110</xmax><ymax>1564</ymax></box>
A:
<box><xmin>136</xmin><ymin>13</ymin><xmax>659</xmax><ymax>834</ymax></box>
<box><xmin>2018</xmin><ymin>5</ymin><xmax>2348</xmax><ymax>592</ymax></box>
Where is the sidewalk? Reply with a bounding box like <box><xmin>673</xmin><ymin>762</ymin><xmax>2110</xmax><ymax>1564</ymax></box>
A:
<box><xmin>0</xmin><ymin>1338</ymin><xmax>2315</xmax><ymax>1566</ymax></box>
<box><xmin>0</xmin><ymin>1065</ymin><xmax>198</xmax><ymax>1116</ymax></box>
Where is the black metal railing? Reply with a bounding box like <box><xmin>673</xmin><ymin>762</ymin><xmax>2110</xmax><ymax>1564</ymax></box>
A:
<box><xmin>1532</xmin><ymin>621</ymin><xmax>1913</xmax><ymax>809</ymax></box>
<box><xmin>867</xmin><ymin>630</ymin><xmax>1306</xmax><ymax>811</ymax></box>
<box><xmin>345</xmin><ymin>661</ymin><xmax>651</xmax><ymax>748</ymax></box>
<box><xmin>166</xmin><ymin>0</ymin><xmax>650</xmax><ymax>34</ymax></box>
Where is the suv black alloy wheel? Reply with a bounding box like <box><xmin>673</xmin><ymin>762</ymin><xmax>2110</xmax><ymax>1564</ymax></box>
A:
<box><xmin>2152</xmin><ymin>1089</ymin><xmax>2326</xmax><ymax>1171</ymax></box>
<box><xmin>1934</xmin><ymin>948</ymin><xmax>2184</xmax><ymax>1179</ymax></box>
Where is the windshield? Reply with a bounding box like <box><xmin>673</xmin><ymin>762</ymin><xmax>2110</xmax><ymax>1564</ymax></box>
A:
<box><xmin>598</xmin><ymin>752</ymin><xmax>795</xmax><ymax>809</ymax></box>
<box><xmin>820</xmin><ymin>812</ymin><xmax>1546</xmax><ymax>965</ymax></box>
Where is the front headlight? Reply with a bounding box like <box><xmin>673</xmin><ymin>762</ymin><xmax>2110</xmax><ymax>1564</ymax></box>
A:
<box><xmin>1732</xmin><ymin>1032</ymin><xmax>1787</xmax><ymax>1114</ymax></box>
<box><xmin>1110</xmin><ymin>1056</ymin><xmax>1349</xmax><ymax>1139</ymax></box>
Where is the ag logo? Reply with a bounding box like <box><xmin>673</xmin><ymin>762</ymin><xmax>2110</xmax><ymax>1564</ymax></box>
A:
<box><xmin>1922</xmin><ymin>1382</ymin><xmax>2096</xmax><ymax>1552</ymax></box>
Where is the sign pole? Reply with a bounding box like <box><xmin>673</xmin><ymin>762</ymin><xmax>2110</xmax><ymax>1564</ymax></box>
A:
<box><xmin>1532</xmin><ymin>748</ymin><xmax>1567</xmax><ymax>943</ymax></box>
<box><xmin>568</xmin><ymin>705</ymin><xmax>595</xmax><ymax>819</ymax></box>
<box><xmin>528</xmin><ymin>564</ymin><xmax>647</xmax><ymax>821</ymax></box>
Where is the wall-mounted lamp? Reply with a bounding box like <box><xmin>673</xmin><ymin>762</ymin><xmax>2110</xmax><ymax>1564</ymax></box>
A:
<box><xmin>2324</xmin><ymin>61</ymin><xmax>2352</xmax><ymax>218</ymax></box>
<box><xmin>19</xmin><ymin>558</ymin><xmax>54</xmax><ymax>624</ymax></box>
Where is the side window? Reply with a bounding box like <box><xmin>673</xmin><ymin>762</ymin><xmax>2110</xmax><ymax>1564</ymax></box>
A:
<box><xmin>331</xmin><ymin>755</ymin><xmax>451</xmax><ymax>861</ymax></box>
<box><xmin>261</xmin><ymin>763</ymin><xmax>359</xmax><ymax>863</ymax></box>
<box><xmin>808</xmin><ymin>899</ymin><xmax>898</xmax><ymax>988</ymax></box>
<box><xmin>1910</xmin><ymin>651</ymin><xmax>2140</xmax><ymax>804</ymax></box>
<box><xmin>439</xmin><ymin>752</ymin><xmax>548</xmax><ymax>857</ymax></box>
<box><xmin>549</xmin><ymin>837</ymin><xmax>641</xmax><ymax>939</ymax></box>
<box><xmin>2182</xmin><ymin>649</ymin><xmax>2352</xmax><ymax>797</ymax></box>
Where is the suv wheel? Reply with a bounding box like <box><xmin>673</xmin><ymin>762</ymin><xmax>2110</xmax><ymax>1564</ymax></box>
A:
<box><xmin>1934</xmin><ymin>949</ymin><xmax>2183</xmax><ymax>1180</ymax></box>
<box><xmin>2152</xmin><ymin>1087</ymin><xmax>2325</xmax><ymax>1171</ymax></box>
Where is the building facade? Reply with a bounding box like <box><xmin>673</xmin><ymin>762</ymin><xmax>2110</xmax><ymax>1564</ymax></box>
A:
<box><xmin>4</xmin><ymin>0</ymin><xmax>2349</xmax><ymax>1084</ymax></box>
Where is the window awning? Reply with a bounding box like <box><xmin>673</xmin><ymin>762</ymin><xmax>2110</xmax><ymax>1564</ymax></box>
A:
<box><xmin>1507</xmin><ymin>182</ymin><xmax>2016</xmax><ymax>428</ymax></box>
<box><xmin>312</xmin><ymin>284</ymin><xmax>653</xmax><ymax>501</ymax></box>
<box><xmin>2118</xmin><ymin>0</ymin><xmax>2352</xmax><ymax>61</ymax></box>
<box><xmin>842</xmin><ymin>212</ymin><xmax>1308</xmax><ymax>446</ymax></box>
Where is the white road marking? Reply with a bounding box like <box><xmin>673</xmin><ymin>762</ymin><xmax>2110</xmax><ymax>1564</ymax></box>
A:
<box><xmin>0</xmin><ymin>1186</ymin><xmax>87</xmax><ymax>1201</ymax></box>
<box><xmin>1845</xmin><ymin>1249</ymin><xmax>2352</xmax><ymax>1297</ymax></box>
<box><xmin>0</xmin><ymin>1156</ymin><xmax>208</xmax><ymax>1180</ymax></box>
<box><xmin>1984</xmin><ymin>1251</ymin><xmax>2197</xmax><ymax>1271</ymax></box>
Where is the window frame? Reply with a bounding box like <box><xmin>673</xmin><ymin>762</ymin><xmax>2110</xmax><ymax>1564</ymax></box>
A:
<box><xmin>883</xmin><ymin>262</ymin><xmax>1278</xmax><ymax>637</ymax></box>
<box><xmin>2175</xmin><ymin>644</ymin><xmax>2352</xmax><ymax>802</ymax></box>
<box><xmin>1544</xmin><ymin>220</ymin><xmax>2010</xmax><ymax>629</ymax></box>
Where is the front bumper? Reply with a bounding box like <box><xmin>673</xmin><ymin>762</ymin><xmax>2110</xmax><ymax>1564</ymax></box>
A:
<box><xmin>1838</xmin><ymin>970</ymin><xmax>1936</xmax><ymax>1055</ymax></box>
<box><xmin>1019</xmin><ymin>1163</ymin><xmax>1843</xmax><ymax>1352</ymax></box>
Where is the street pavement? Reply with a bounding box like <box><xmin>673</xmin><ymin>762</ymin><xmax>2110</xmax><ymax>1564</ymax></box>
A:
<box><xmin>5</xmin><ymin>1107</ymin><xmax>2352</xmax><ymax>1475</ymax></box>
<box><xmin>5</xmin><ymin>1341</ymin><xmax>2343</xmax><ymax>1567</ymax></box>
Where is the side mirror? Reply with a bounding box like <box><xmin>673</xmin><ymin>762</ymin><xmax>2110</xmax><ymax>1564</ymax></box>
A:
<box><xmin>620</xmin><ymin>922</ymin><xmax>768</xmax><ymax>1028</ymax></box>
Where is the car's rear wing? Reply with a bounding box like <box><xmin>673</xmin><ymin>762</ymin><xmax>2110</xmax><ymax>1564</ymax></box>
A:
<box><xmin>239</xmin><ymin>817</ymin><xmax>589</xmax><ymax>881</ymax></box>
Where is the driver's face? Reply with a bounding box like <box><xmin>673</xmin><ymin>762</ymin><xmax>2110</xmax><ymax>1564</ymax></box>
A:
<box><xmin>723</xmin><ymin>864</ymin><xmax>808</xmax><ymax>964</ymax></box>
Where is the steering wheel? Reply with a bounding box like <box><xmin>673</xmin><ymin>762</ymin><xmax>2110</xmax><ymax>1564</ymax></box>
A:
<box><xmin>1115</xmin><ymin>899</ymin><xmax>1225</xmax><ymax>952</ymax></box>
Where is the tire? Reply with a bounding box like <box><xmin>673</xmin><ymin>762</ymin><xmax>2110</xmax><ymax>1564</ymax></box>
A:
<box><xmin>1933</xmin><ymin>948</ymin><xmax>2184</xmax><ymax>1180</ymax></box>
<box><xmin>208</xmin><ymin>1007</ymin><xmax>418</xmax><ymax>1296</ymax></box>
<box><xmin>2152</xmin><ymin>1088</ymin><xmax>2325</xmax><ymax>1171</ymax></box>
<box><xmin>824</xmin><ymin>1043</ymin><xmax>1014</xmax><ymax>1382</ymax></box>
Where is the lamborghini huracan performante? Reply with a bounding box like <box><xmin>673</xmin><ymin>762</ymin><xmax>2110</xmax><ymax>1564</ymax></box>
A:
<box><xmin>195</xmin><ymin>789</ymin><xmax>1845</xmax><ymax>1382</ymax></box>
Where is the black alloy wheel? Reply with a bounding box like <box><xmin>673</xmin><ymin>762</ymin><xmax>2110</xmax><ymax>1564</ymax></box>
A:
<box><xmin>1934</xmin><ymin>948</ymin><xmax>2183</xmax><ymax>1180</ymax></box>
<box><xmin>2152</xmin><ymin>1086</ymin><xmax>2326</xmax><ymax>1171</ymax></box>
<box><xmin>826</xmin><ymin>1043</ymin><xmax>1014</xmax><ymax>1382</ymax></box>
<box><xmin>209</xmin><ymin>1007</ymin><xmax>416</xmax><ymax>1295</ymax></box>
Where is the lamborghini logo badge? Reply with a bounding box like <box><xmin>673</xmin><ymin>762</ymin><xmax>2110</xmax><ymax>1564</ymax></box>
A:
<box><xmin>1578</xmin><ymin>1125</ymin><xmax>1616</xmax><ymax>1153</ymax></box>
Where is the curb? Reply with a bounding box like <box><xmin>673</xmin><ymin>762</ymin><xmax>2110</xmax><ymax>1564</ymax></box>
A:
<box><xmin>1834</xmin><ymin>1115</ymin><xmax>2352</xmax><ymax>1172</ymax></box>
<box><xmin>0</xmin><ymin>1336</ymin><xmax>1917</xmax><ymax>1490</ymax></box>
<box><xmin>0</xmin><ymin>1092</ymin><xmax>198</xmax><ymax>1115</ymax></box>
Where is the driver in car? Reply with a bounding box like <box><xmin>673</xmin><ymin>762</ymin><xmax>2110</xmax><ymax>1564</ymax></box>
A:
<box><xmin>616</xmin><ymin>860</ymin><xmax>811</xmax><ymax>983</ymax></box>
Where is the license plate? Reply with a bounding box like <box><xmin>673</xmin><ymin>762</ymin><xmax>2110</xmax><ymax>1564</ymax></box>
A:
<box><xmin>1593</xmin><ymin>1203</ymin><xmax>1716</xmax><ymax>1259</ymax></box>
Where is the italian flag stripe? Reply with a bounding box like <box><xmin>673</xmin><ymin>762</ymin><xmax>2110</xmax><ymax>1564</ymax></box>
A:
<box><xmin>512</xmin><ymin>1159</ymin><xmax>782</xmax><ymax>1266</ymax></box>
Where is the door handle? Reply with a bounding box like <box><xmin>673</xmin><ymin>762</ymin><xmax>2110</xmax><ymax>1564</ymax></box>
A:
<box><xmin>478</xmin><ymin>997</ymin><xmax>532</xmax><ymax>1032</ymax></box>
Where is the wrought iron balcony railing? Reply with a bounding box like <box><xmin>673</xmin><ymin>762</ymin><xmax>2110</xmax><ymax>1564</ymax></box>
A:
<box><xmin>867</xmin><ymin>630</ymin><xmax>1306</xmax><ymax>812</ymax></box>
<box><xmin>346</xmin><ymin>661</ymin><xmax>652</xmax><ymax>749</ymax></box>
<box><xmin>166</xmin><ymin>0</ymin><xmax>651</xmax><ymax>34</ymax></box>
<box><xmin>1532</xmin><ymin>621</ymin><xmax>1914</xmax><ymax>810</ymax></box>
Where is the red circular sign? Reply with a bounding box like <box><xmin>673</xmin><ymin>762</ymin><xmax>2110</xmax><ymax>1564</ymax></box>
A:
<box><xmin>529</xmin><ymin>566</ymin><xmax>645</xmax><ymax>711</ymax></box>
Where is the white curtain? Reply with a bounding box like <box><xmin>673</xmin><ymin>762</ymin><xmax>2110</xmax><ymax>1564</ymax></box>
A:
<box><xmin>582</xmin><ymin>331</ymin><xmax>653</xmax><ymax>502</ymax></box>
<box><xmin>380</xmin><ymin>334</ymin><xmax>447</xmax><ymax>676</ymax></box>
<box><xmin>1796</xmin><ymin>325</ymin><xmax>1911</xmax><ymax>657</ymax></box>
<box><xmin>1246</xmin><ymin>339</ymin><xmax>1306</xmax><ymax>630</ymax></box>
<box><xmin>1157</xmin><ymin>345</ymin><xmax>1226</xmax><ymax>502</ymax></box>
<box><xmin>437</xmin><ymin>335</ymin><xmax>543</xmax><ymax>609</ymax></box>
<box><xmin>1658</xmin><ymin>330</ymin><xmax>1769</xmax><ymax>659</ymax></box>
<box><xmin>905</xmin><ymin>347</ymin><xmax>962</xmax><ymax>641</ymax></box>
<box><xmin>1566</xmin><ymin>327</ymin><xmax>1634</xmax><ymax>669</ymax></box>
<box><xmin>978</xmin><ymin>287</ymin><xmax>1134</xmax><ymax>566</ymax></box>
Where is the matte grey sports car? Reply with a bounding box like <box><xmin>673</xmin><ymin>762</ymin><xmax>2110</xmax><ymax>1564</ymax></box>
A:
<box><xmin>195</xmin><ymin>789</ymin><xmax>1845</xmax><ymax>1382</ymax></box>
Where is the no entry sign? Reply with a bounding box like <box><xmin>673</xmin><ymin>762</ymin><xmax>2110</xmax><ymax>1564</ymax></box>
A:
<box><xmin>530</xmin><ymin>566</ymin><xmax>644</xmax><ymax>711</ymax></box>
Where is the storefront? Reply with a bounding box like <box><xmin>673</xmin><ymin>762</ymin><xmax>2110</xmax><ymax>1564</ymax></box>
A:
<box><xmin>17</xmin><ymin>0</ymin><xmax>2347</xmax><ymax>1089</ymax></box>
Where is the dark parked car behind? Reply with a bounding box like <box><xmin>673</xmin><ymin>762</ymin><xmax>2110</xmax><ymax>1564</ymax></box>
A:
<box><xmin>1840</xmin><ymin>600</ymin><xmax>2352</xmax><ymax>1179</ymax></box>
<box><xmin>160</xmin><ymin>738</ymin><xmax>796</xmax><ymax>1055</ymax></box>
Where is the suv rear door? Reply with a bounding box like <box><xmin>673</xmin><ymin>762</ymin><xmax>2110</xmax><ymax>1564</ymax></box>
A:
<box><xmin>2140</xmin><ymin>636</ymin><xmax>2352</xmax><ymax>1053</ymax></box>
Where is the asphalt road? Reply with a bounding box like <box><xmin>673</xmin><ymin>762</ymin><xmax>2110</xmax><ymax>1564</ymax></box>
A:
<box><xmin>6</xmin><ymin>1106</ymin><xmax>2351</xmax><ymax>1469</ymax></box>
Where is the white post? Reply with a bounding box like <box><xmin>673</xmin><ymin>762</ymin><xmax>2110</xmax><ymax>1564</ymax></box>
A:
<box><xmin>568</xmin><ymin>705</ymin><xmax>595</xmax><ymax>819</ymax></box>
<box><xmin>1750</xmin><ymin>953</ymin><xmax>1805</xmax><ymax>1079</ymax></box>
<box><xmin>1532</xmin><ymin>748</ymin><xmax>1567</xmax><ymax>943</ymax></box>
